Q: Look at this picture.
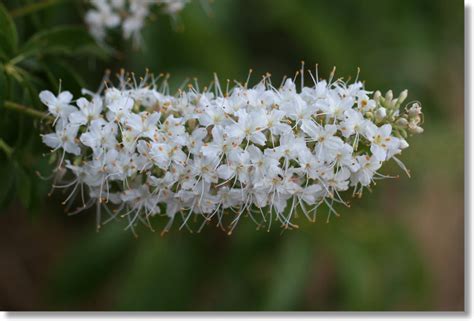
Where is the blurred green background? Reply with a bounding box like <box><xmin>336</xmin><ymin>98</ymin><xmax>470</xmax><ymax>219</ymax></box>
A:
<box><xmin>0</xmin><ymin>0</ymin><xmax>464</xmax><ymax>311</ymax></box>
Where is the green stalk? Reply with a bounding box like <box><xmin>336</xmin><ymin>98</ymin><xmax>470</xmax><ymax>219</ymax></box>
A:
<box><xmin>3</xmin><ymin>100</ymin><xmax>51</xmax><ymax>121</ymax></box>
<box><xmin>0</xmin><ymin>138</ymin><xmax>13</xmax><ymax>158</ymax></box>
<box><xmin>10</xmin><ymin>0</ymin><xmax>70</xmax><ymax>18</ymax></box>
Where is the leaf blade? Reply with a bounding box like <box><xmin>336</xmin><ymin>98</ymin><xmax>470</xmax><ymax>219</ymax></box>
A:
<box><xmin>21</xmin><ymin>26</ymin><xmax>108</xmax><ymax>60</ymax></box>
<box><xmin>0</xmin><ymin>3</ymin><xmax>18</xmax><ymax>58</ymax></box>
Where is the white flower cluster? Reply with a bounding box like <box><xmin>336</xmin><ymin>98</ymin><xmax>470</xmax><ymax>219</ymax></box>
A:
<box><xmin>85</xmin><ymin>0</ymin><xmax>189</xmax><ymax>44</ymax></box>
<box><xmin>39</xmin><ymin>70</ymin><xmax>423</xmax><ymax>234</ymax></box>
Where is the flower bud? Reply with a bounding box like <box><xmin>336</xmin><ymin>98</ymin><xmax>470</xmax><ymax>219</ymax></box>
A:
<box><xmin>412</xmin><ymin>115</ymin><xmax>421</xmax><ymax>124</ymax></box>
<box><xmin>375</xmin><ymin>107</ymin><xmax>387</xmax><ymax>122</ymax></box>
<box><xmin>408</xmin><ymin>103</ymin><xmax>421</xmax><ymax>117</ymax></box>
<box><xmin>398</xmin><ymin>90</ymin><xmax>408</xmax><ymax>104</ymax></box>
<box><xmin>408</xmin><ymin>121</ymin><xmax>424</xmax><ymax>134</ymax></box>
<box><xmin>390</xmin><ymin>98</ymin><xmax>398</xmax><ymax>109</ymax></box>
<box><xmin>396</xmin><ymin>118</ymin><xmax>408</xmax><ymax>128</ymax></box>
<box><xmin>385</xmin><ymin>90</ymin><xmax>393</xmax><ymax>102</ymax></box>
<box><xmin>410</xmin><ymin>126</ymin><xmax>424</xmax><ymax>134</ymax></box>
<box><xmin>374</xmin><ymin>90</ymin><xmax>382</xmax><ymax>102</ymax></box>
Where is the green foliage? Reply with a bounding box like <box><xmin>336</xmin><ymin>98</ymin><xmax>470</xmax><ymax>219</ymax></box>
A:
<box><xmin>21</xmin><ymin>25</ymin><xmax>107</xmax><ymax>59</ymax></box>
<box><xmin>0</xmin><ymin>64</ymin><xmax>6</xmax><ymax>108</ymax></box>
<box><xmin>0</xmin><ymin>3</ymin><xmax>18</xmax><ymax>59</ymax></box>
<box><xmin>0</xmin><ymin>2</ymin><xmax>109</xmax><ymax>212</ymax></box>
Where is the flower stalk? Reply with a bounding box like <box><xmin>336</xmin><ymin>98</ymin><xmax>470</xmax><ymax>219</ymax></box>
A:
<box><xmin>3</xmin><ymin>100</ymin><xmax>52</xmax><ymax>121</ymax></box>
<box><xmin>9</xmin><ymin>0</ymin><xmax>69</xmax><ymax>18</ymax></box>
<box><xmin>0</xmin><ymin>138</ymin><xmax>13</xmax><ymax>158</ymax></box>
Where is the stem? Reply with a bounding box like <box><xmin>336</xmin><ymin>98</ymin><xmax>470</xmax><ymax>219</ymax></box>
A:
<box><xmin>10</xmin><ymin>0</ymin><xmax>69</xmax><ymax>18</ymax></box>
<box><xmin>0</xmin><ymin>138</ymin><xmax>13</xmax><ymax>158</ymax></box>
<box><xmin>3</xmin><ymin>100</ymin><xmax>51</xmax><ymax>121</ymax></box>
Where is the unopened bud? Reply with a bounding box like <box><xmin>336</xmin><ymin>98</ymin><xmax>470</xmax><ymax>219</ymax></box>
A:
<box><xmin>396</xmin><ymin>118</ymin><xmax>408</xmax><ymax>128</ymax></box>
<box><xmin>408</xmin><ymin>103</ymin><xmax>421</xmax><ymax>117</ymax></box>
<box><xmin>374</xmin><ymin>90</ymin><xmax>382</xmax><ymax>101</ymax></box>
<box><xmin>385</xmin><ymin>90</ymin><xmax>393</xmax><ymax>102</ymax></box>
<box><xmin>375</xmin><ymin>107</ymin><xmax>387</xmax><ymax>121</ymax></box>
<box><xmin>398</xmin><ymin>90</ymin><xmax>408</xmax><ymax>104</ymax></box>
<box><xmin>390</xmin><ymin>98</ymin><xmax>398</xmax><ymax>108</ymax></box>
<box><xmin>408</xmin><ymin>121</ymin><xmax>424</xmax><ymax>134</ymax></box>
<box><xmin>412</xmin><ymin>126</ymin><xmax>424</xmax><ymax>134</ymax></box>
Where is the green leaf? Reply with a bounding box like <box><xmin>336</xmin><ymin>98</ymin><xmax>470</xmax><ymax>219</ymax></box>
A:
<box><xmin>42</xmin><ymin>58</ymin><xmax>86</xmax><ymax>94</ymax></box>
<box><xmin>0</xmin><ymin>3</ymin><xmax>18</xmax><ymax>58</ymax></box>
<box><xmin>5</xmin><ymin>64</ymin><xmax>42</xmax><ymax>106</ymax></box>
<box><xmin>0</xmin><ymin>65</ymin><xmax>6</xmax><ymax>108</ymax></box>
<box><xmin>21</xmin><ymin>26</ymin><xmax>108</xmax><ymax>60</ymax></box>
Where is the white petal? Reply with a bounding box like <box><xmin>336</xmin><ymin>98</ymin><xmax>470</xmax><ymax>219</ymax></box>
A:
<box><xmin>41</xmin><ymin>133</ymin><xmax>60</xmax><ymax>149</ymax></box>
<box><xmin>39</xmin><ymin>91</ymin><xmax>56</xmax><ymax>107</ymax></box>
<box><xmin>250</xmin><ymin>132</ymin><xmax>266</xmax><ymax>145</ymax></box>
<box><xmin>58</xmin><ymin>91</ymin><xmax>73</xmax><ymax>104</ymax></box>
<box><xmin>217</xmin><ymin>165</ymin><xmax>234</xmax><ymax>180</ymax></box>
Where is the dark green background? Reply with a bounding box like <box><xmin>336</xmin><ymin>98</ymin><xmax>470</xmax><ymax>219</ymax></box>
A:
<box><xmin>0</xmin><ymin>0</ymin><xmax>464</xmax><ymax>311</ymax></box>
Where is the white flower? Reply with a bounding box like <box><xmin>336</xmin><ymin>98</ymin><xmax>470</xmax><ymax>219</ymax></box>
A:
<box><xmin>217</xmin><ymin>149</ymin><xmax>250</xmax><ymax>184</ymax></box>
<box><xmin>318</xmin><ymin>92</ymin><xmax>354</xmax><ymax>120</ymax></box>
<box><xmin>198</xmin><ymin>105</ymin><xmax>227</xmax><ymax>127</ymax></box>
<box><xmin>85</xmin><ymin>2</ymin><xmax>120</xmax><ymax>40</ymax></box>
<box><xmin>302</xmin><ymin>123</ymin><xmax>343</xmax><ymax>161</ymax></box>
<box><xmin>85</xmin><ymin>0</ymin><xmax>190</xmax><ymax>45</ymax></box>
<box><xmin>357</xmin><ymin>94</ymin><xmax>377</xmax><ymax>112</ymax></box>
<box><xmin>42</xmin><ymin>119</ymin><xmax>80</xmax><ymax>155</ymax></box>
<box><xmin>107</xmin><ymin>96</ymin><xmax>134</xmax><ymax>122</ymax></box>
<box><xmin>187</xmin><ymin>128</ymin><xmax>208</xmax><ymax>155</ymax></box>
<box><xmin>228</xmin><ymin>109</ymin><xmax>267</xmax><ymax>145</ymax></box>
<box><xmin>352</xmin><ymin>155</ymin><xmax>382</xmax><ymax>186</ymax></box>
<box><xmin>80</xmin><ymin>119</ymin><xmax>117</xmax><ymax>154</ymax></box>
<box><xmin>121</xmin><ymin>185</ymin><xmax>159</xmax><ymax>216</ymax></box>
<box><xmin>340</xmin><ymin>109</ymin><xmax>366</xmax><ymax>138</ymax></box>
<box><xmin>280</xmin><ymin>81</ymin><xmax>318</xmax><ymax>127</ymax></box>
<box><xmin>126</xmin><ymin>111</ymin><xmax>161</xmax><ymax>139</ymax></box>
<box><xmin>39</xmin><ymin>68</ymin><xmax>422</xmax><ymax>234</ymax></box>
<box><xmin>266</xmin><ymin>109</ymin><xmax>292</xmax><ymax>137</ymax></box>
<box><xmin>365</xmin><ymin>123</ymin><xmax>397</xmax><ymax>161</ymax></box>
<box><xmin>69</xmin><ymin>97</ymin><xmax>103</xmax><ymax>125</ymax></box>
<box><xmin>161</xmin><ymin>0</ymin><xmax>189</xmax><ymax>14</ymax></box>
<box><xmin>334</xmin><ymin>143</ymin><xmax>359</xmax><ymax>172</ymax></box>
<box><xmin>247</xmin><ymin>145</ymin><xmax>281</xmax><ymax>181</ymax></box>
<box><xmin>148</xmin><ymin>142</ymin><xmax>171</xmax><ymax>169</ymax></box>
<box><xmin>326</xmin><ymin>167</ymin><xmax>351</xmax><ymax>191</ymax></box>
<box><xmin>39</xmin><ymin>90</ymin><xmax>76</xmax><ymax>121</ymax></box>
<box><xmin>298</xmin><ymin>184</ymin><xmax>323</xmax><ymax>205</ymax></box>
<box><xmin>191</xmin><ymin>156</ymin><xmax>219</xmax><ymax>184</ymax></box>
<box><xmin>201</xmin><ymin>126</ymin><xmax>238</xmax><ymax>158</ymax></box>
<box><xmin>217</xmin><ymin>186</ymin><xmax>245</xmax><ymax>209</ymax></box>
<box><xmin>274</xmin><ymin>132</ymin><xmax>306</xmax><ymax>160</ymax></box>
<box><xmin>296</xmin><ymin>149</ymin><xmax>321</xmax><ymax>179</ymax></box>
